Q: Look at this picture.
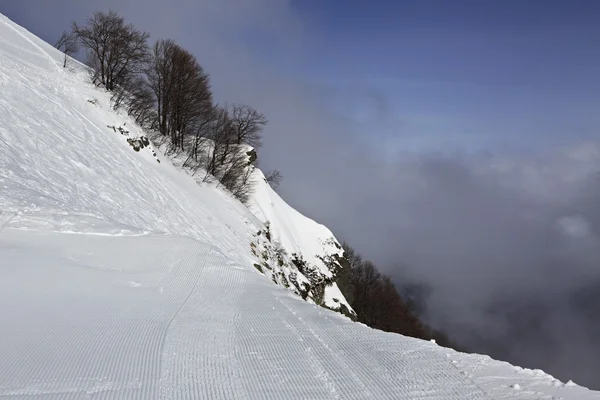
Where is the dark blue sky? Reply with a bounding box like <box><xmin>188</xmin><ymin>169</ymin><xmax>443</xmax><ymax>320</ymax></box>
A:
<box><xmin>292</xmin><ymin>0</ymin><xmax>600</xmax><ymax>84</ymax></box>
<box><xmin>284</xmin><ymin>0</ymin><xmax>600</xmax><ymax>152</ymax></box>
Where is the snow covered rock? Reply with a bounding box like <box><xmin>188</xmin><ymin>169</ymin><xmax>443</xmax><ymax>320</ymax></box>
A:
<box><xmin>248</xmin><ymin>169</ymin><xmax>354</xmax><ymax>316</ymax></box>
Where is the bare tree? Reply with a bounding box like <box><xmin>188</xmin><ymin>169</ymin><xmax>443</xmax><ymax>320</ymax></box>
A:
<box><xmin>230</xmin><ymin>104</ymin><xmax>267</xmax><ymax>148</ymax></box>
<box><xmin>111</xmin><ymin>74</ymin><xmax>156</xmax><ymax>129</ymax></box>
<box><xmin>204</xmin><ymin>106</ymin><xmax>233</xmax><ymax>180</ymax></box>
<box><xmin>217</xmin><ymin>147</ymin><xmax>256</xmax><ymax>203</ymax></box>
<box><xmin>264</xmin><ymin>170</ymin><xmax>283</xmax><ymax>190</ymax></box>
<box><xmin>191</xmin><ymin>105</ymin><xmax>257</xmax><ymax>203</ymax></box>
<box><xmin>342</xmin><ymin>242</ymin><xmax>363</xmax><ymax>270</ymax></box>
<box><xmin>55</xmin><ymin>31</ymin><xmax>79</xmax><ymax>68</ymax></box>
<box><xmin>169</xmin><ymin>45</ymin><xmax>212</xmax><ymax>150</ymax></box>
<box><xmin>147</xmin><ymin>39</ymin><xmax>175</xmax><ymax>137</ymax></box>
<box><xmin>182</xmin><ymin>106</ymin><xmax>216</xmax><ymax>170</ymax></box>
<box><xmin>147</xmin><ymin>39</ymin><xmax>212</xmax><ymax>151</ymax></box>
<box><xmin>72</xmin><ymin>10</ymin><xmax>149</xmax><ymax>90</ymax></box>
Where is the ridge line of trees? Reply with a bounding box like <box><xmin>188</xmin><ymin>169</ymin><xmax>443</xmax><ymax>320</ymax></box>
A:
<box><xmin>59</xmin><ymin>10</ymin><xmax>275</xmax><ymax>203</ymax></box>
<box><xmin>341</xmin><ymin>242</ymin><xmax>457</xmax><ymax>349</ymax></box>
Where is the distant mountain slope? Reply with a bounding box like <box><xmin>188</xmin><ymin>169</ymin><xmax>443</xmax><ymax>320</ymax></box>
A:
<box><xmin>1</xmin><ymin>12</ymin><xmax>599</xmax><ymax>399</ymax></box>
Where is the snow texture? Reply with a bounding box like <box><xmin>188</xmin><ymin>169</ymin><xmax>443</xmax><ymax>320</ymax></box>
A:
<box><xmin>1</xmin><ymin>12</ymin><xmax>599</xmax><ymax>399</ymax></box>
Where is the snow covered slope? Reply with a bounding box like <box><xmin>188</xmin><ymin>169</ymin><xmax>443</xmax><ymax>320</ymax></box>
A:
<box><xmin>1</xmin><ymin>13</ymin><xmax>599</xmax><ymax>399</ymax></box>
<box><xmin>248</xmin><ymin>168</ymin><xmax>353</xmax><ymax>314</ymax></box>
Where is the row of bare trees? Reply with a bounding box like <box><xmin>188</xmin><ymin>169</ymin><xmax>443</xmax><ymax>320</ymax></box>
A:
<box><xmin>58</xmin><ymin>10</ymin><xmax>277</xmax><ymax>202</ymax></box>
<box><xmin>57</xmin><ymin>11</ymin><xmax>448</xmax><ymax>341</ymax></box>
<box><xmin>341</xmin><ymin>242</ymin><xmax>456</xmax><ymax>348</ymax></box>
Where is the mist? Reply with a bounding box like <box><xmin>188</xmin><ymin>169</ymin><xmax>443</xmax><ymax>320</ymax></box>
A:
<box><xmin>355</xmin><ymin>147</ymin><xmax>600</xmax><ymax>388</ymax></box>
<box><xmin>3</xmin><ymin>0</ymin><xmax>600</xmax><ymax>389</ymax></box>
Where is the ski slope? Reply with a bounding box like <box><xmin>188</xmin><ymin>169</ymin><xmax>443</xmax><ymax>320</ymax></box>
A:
<box><xmin>0</xmin><ymin>13</ymin><xmax>599</xmax><ymax>399</ymax></box>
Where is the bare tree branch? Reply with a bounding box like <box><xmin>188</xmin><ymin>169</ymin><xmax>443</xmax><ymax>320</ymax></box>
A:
<box><xmin>265</xmin><ymin>170</ymin><xmax>283</xmax><ymax>190</ymax></box>
<box><xmin>55</xmin><ymin>31</ymin><xmax>79</xmax><ymax>68</ymax></box>
<box><xmin>230</xmin><ymin>104</ymin><xmax>267</xmax><ymax>148</ymax></box>
<box><xmin>72</xmin><ymin>11</ymin><xmax>149</xmax><ymax>90</ymax></box>
<box><xmin>147</xmin><ymin>39</ymin><xmax>212</xmax><ymax>151</ymax></box>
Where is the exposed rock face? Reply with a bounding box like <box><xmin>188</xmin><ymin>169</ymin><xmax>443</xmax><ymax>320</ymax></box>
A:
<box><xmin>250</xmin><ymin>221</ymin><xmax>355</xmax><ymax>319</ymax></box>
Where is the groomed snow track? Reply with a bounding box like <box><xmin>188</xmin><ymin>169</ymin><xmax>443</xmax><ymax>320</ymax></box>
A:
<box><xmin>0</xmin><ymin>229</ymin><xmax>483</xmax><ymax>399</ymax></box>
<box><xmin>0</xmin><ymin>229</ymin><xmax>598</xmax><ymax>399</ymax></box>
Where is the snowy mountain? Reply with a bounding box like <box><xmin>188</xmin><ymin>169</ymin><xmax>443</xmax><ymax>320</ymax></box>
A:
<box><xmin>1</xmin><ymin>12</ymin><xmax>599</xmax><ymax>399</ymax></box>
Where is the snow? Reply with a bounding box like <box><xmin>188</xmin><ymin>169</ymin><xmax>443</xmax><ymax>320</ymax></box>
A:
<box><xmin>322</xmin><ymin>282</ymin><xmax>349</xmax><ymax>310</ymax></box>
<box><xmin>1</xmin><ymin>12</ymin><xmax>600</xmax><ymax>399</ymax></box>
<box><xmin>249</xmin><ymin>169</ymin><xmax>343</xmax><ymax>278</ymax></box>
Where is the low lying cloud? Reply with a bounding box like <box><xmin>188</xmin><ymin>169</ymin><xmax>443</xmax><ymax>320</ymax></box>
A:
<box><xmin>255</xmin><ymin>56</ymin><xmax>600</xmax><ymax>386</ymax></box>
<box><xmin>327</xmin><ymin>144</ymin><xmax>600</xmax><ymax>388</ymax></box>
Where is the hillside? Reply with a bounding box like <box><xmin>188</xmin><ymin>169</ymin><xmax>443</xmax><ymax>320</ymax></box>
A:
<box><xmin>1</xmin><ymin>13</ymin><xmax>599</xmax><ymax>399</ymax></box>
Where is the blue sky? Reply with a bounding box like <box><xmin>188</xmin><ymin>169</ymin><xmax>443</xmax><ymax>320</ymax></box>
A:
<box><xmin>283</xmin><ymin>0</ymin><xmax>600</xmax><ymax>152</ymax></box>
